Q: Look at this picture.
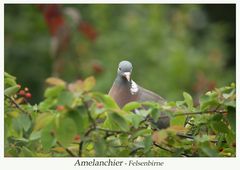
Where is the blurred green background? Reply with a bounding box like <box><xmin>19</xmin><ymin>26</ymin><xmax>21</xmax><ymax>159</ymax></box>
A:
<box><xmin>4</xmin><ymin>4</ymin><xmax>235</xmax><ymax>104</ymax></box>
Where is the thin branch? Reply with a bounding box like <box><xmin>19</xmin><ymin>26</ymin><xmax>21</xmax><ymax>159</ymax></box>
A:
<box><xmin>176</xmin><ymin>133</ymin><xmax>194</xmax><ymax>139</ymax></box>
<box><xmin>4</xmin><ymin>95</ymin><xmax>28</xmax><ymax>114</ymax></box>
<box><xmin>78</xmin><ymin>141</ymin><xmax>84</xmax><ymax>157</ymax></box>
<box><xmin>96</xmin><ymin>127</ymin><xmax>130</xmax><ymax>134</ymax></box>
<box><xmin>56</xmin><ymin>141</ymin><xmax>77</xmax><ymax>157</ymax></box>
<box><xmin>156</xmin><ymin>109</ymin><xmax>227</xmax><ymax>119</ymax></box>
<box><xmin>153</xmin><ymin>142</ymin><xmax>174</xmax><ymax>153</ymax></box>
<box><xmin>174</xmin><ymin>109</ymin><xmax>227</xmax><ymax>117</ymax></box>
<box><xmin>50</xmin><ymin>131</ymin><xmax>77</xmax><ymax>157</ymax></box>
<box><xmin>153</xmin><ymin>142</ymin><xmax>190</xmax><ymax>157</ymax></box>
<box><xmin>78</xmin><ymin>126</ymin><xmax>95</xmax><ymax>157</ymax></box>
<box><xmin>176</xmin><ymin>133</ymin><xmax>226</xmax><ymax>144</ymax></box>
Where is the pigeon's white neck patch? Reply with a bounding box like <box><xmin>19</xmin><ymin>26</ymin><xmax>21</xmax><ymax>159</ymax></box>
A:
<box><xmin>130</xmin><ymin>80</ymin><xmax>139</xmax><ymax>95</ymax></box>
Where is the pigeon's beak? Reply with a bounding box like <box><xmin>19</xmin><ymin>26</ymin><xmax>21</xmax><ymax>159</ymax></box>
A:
<box><xmin>123</xmin><ymin>72</ymin><xmax>131</xmax><ymax>82</ymax></box>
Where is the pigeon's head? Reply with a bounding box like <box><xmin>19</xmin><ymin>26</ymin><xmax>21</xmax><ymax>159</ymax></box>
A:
<box><xmin>117</xmin><ymin>60</ymin><xmax>133</xmax><ymax>82</ymax></box>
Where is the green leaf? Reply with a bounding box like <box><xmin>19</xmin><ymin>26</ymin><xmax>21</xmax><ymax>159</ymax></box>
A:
<box><xmin>45</xmin><ymin>77</ymin><xmax>66</xmax><ymax>86</ymax></box>
<box><xmin>183</xmin><ymin>92</ymin><xmax>193</xmax><ymax>110</ymax></box>
<box><xmin>57</xmin><ymin>91</ymin><xmax>74</xmax><ymax>107</ymax></box>
<box><xmin>5</xmin><ymin>78</ymin><xmax>17</xmax><ymax>87</ymax></box>
<box><xmin>105</xmin><ymin>112</ymin><xmax>129</xmax><ymax>131</ymax></box>
<box><xmin>170</xmin><ymin>115</ymin><xmax>186</xmax><ymax>126</ymax></box>
<box><xmin>38</xmin><ymin>98</ymin><xmax>57</xmax><ymax>111</ymax></box>
<box><xmin>111</xmin><ymin>112</ymin><xmax>129</xmax><ymax>131</ymax></box>
<box><xmin>19</xmin><ymin>114</ymin><xmax>31</xmax><ymax>132</ymax></box>
<box><xmin>200</xmin><ymin>142</ymin><xmax>219</xmax><ymax>157</ymax></box>
<box><xmin>103</xmin><ymin>116</ymin><xmax>120</xmax><ymax>130</ymax></box>
<box><xmin>211</xmin><ymin>114</ymin><xmax>223</xmax><ymax>121</ymax></box>
<box><xmin>56</xmin><ymin>117</ymin><xmax>77</xmax><ymax>147</ymax></box>
<box><xmin>44</xmin><ymin>85</ymin><xmax>65</xmax><ymax>98</ymax></box>
<box><xmin>83</xmin><ymin>76</ymin><xmax>96</xmax><ymax>91</ymax></box>
<box><xmin>136</xmin><ymin>109</ymin><xmax>151</xmax><ymax>117</ymax></box>
<box><xmin>132</xmin><ymin>129</ymin><xmax>152</xmax><ymax>139</ymax></box>
<box><xmin>150</xmin><ymin>108</ymin><xmax>160</xmax><ymax>122</ymax></box>
<box><xmin>102</xmin><ymin>95</ymin><xmax>119</xmax><ymax>109</ymax></box>
<box><xmin>226</xmin><ymin>106</ymin><xmax>236</xmax><ymax>132</ymax></box>
<box><xmin>226</xmin><ymin>130</ymin><xmax>235</xmax><ymax>145</ymax></box>
<box><xmin>41</xmin><ymin>124</ymin><xmax>56</xmax><ymax>150</ymax></box>
<box><xmin>211</xmin><ymin>121</ymin><xmax>229</xmax><ymax>133</ymax></box>
<box><xmin>29</xmin><ymin>131</ymin><xmax>42</xmax><ymax>141</ymax></box>
<box><xmin>131</xmin><ymin>114</ymin><xmax>144</xmax><ymax>128</ymax></box>
<box><xmin>199</xmin><ymin>95</ymin><xmax>218</xmax><ymax>111</ymax></box>
<box><xmin>144</xmin><ymin>135</ymin><xmax>152</xmax><ymax>153</ymax></box>
<box><xmin>34</xmin><ymin>113</ymin><xmax>54</xmax><ymax>131</ymax></box>
<box><xmin>142</xmin><ymin>101</ymin><xmax>160</xmax><ymax>108</ymax></box>
<box><xmin>4</xmin><ymin>72</ymin><xmax>16</xmax><ymax>79</ymax></box>
<box><xmin>224</xmin><ymin>101</ymin><xmax>236</xmax><ymax>107</ymax></box>
<box><xmin>94</xmin><ymin>139</ymin><xmax>107</xmax><ymax>157</ymax></box>
<box><xmin>122</xmin><ymin>102</ymin><xmax>141</xmax><ymax>112</ymax></box>
<box><xmin>92</xmin><ymin>92</ymin><xmax>119</xmax><ymax>109</ymax></box>
<box><xmin>4</xmin><ymin>85</ymin><xmax>20</xmax><ymax>96</ymax></box>
<box><xmin>69</xmin><ymin>107</ymin><xmax>89</xmax><ymax>135</ymax></box>
<box><xmin>21</xmin><ymin>146</ymin><xmax>35</xmax><ymax>157</ymax></box>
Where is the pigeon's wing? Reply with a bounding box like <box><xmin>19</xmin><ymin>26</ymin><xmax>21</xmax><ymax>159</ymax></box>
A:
<box><xmin>137</xmin><ymin>86</ymin><xmax>166</xmax><ymax>104</ymax></box>
<box><xmin>137</xmin><ymin>86</ymin><xmax>169</xmax><ymax>129</ymax></box>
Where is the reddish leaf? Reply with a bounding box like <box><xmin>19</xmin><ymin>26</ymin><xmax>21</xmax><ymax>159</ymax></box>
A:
<box><xmin>78</xmin><ymin>21</ymin><xmax>98</xmax><ymax>41</ymax></box>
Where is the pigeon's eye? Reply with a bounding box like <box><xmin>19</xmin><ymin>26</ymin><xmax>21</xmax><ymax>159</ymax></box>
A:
<box><xmin>119</xmin><ymin>67</ymin><xmax>121</xmax><ymax>71</ymax></box>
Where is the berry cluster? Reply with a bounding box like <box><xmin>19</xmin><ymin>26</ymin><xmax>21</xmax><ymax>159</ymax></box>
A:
<box><xmin>17</xmin><ymin>84</ymin><xmax>32</xmax><ymax>99</ymax></box>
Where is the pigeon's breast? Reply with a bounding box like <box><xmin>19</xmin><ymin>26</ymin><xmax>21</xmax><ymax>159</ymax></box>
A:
<box><xmin>108</xmin><ymin>82</ymin><xmax>138</xmax><ymax>108</ymax></box>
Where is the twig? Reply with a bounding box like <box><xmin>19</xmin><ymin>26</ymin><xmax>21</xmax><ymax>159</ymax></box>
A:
<box><xmin>50</xmin><ymin>131</ymin><xmax>77</xmax><ymax>157</ymax></box>
<box><xmin>4</xmin><ymin>95</ymin><xmax>28</xmax><ymax>114</ymax></box>
<box><xmin>56</xmin><ymin>141</ymin><xmax>77</xmax><ymax>157</ymax></box>
<box><xmin>78</xmin><ymin>141</ymin><xmax>84</xmax><ymax>157</ymax></box>
<box><xmin>153</xmin><ymin>142</ymin><xmax>174</xmax><ymax>153</ymax></box>
<box><xmin>176</xmin><ymin>133</ymin><xmax>226</xmax><ymax>144</ymax></box>
<box><xmin>176</xmin><ymin>133</ymin><xmax>194</xmax><ymax>139</ymax></box>
<box><xmin>156</xmin><ymin>109</ymin><xmax>227</xmax><ymax>119</ymax></box>
<box><xmin>78</xmin><ymin>126</ymin><xmax>95</xmax><ymax>157</ymax></box>
<box><xmin>153</xmin><ymin>142</ymin><xmax>190</xmax><ymax>157</ymax></box>
<box><xmin>174</xmin><ymin>109</ymin><xmax>227</xmax><ymax>117</ymax></box>
<box><xmin>96</xmin><ymin>127</ymin><xmax>130</xmax><ymax>134</ymax></box>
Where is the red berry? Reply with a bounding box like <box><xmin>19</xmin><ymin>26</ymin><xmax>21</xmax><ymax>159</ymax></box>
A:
<box><xmin>25</xmin><ymin>93</ymin><xmax>32</xmax><ymax>98</ymax></box>
<box><xmin>96</xmin><ymin>103</ymin><xmax>104</xmax><ymax>109</ymax></box>
<box><xmin>19</xmin><ymin>90</ymin><xmax>25</xmax><ymax>96</ymax></box>
<box><xmin>74</xmin><ymin>134</ymin><xmax>81</xmax><ymax>141</ymax></box>
<box><xmin>92</xmin><ymin>63</ymin><xmax>103</xmax><ymax>74</ymax></box>
<box><xmin>17</xmin><ymin>84</ymin><xmax>21</xmax><ymax>89</ymax></box>
<box><xmin>24</xmin><ymin>87</ymin><xmax>29</xmax><ymax>92</ymax></box>
<box><xmin>223</xmin><ymin>112</ymin><xmax>228</xmax><ymax>116</ymax></box>
<box><xmin>56</xmin><ymin>105</ymin><xmax>65</xmax><ymax>111</ymax></box>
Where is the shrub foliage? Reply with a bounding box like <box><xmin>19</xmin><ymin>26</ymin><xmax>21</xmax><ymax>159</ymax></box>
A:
<box><xmin>4</xmin><ymin>72</ymin><xmax>236</xmax><ymax>157</ymax></box>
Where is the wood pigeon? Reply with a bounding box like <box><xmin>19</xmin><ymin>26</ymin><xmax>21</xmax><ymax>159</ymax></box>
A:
<box><xmin>108</xmin><ymin>60</ymin><xmax>170</xmax><ymax>129</ymax></box>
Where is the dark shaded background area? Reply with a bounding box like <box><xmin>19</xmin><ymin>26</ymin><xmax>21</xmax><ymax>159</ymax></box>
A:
<box><xmin>4</xmin><ymin>4</ymin><xmax>236</xmax><ymax>104</ymax></box>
